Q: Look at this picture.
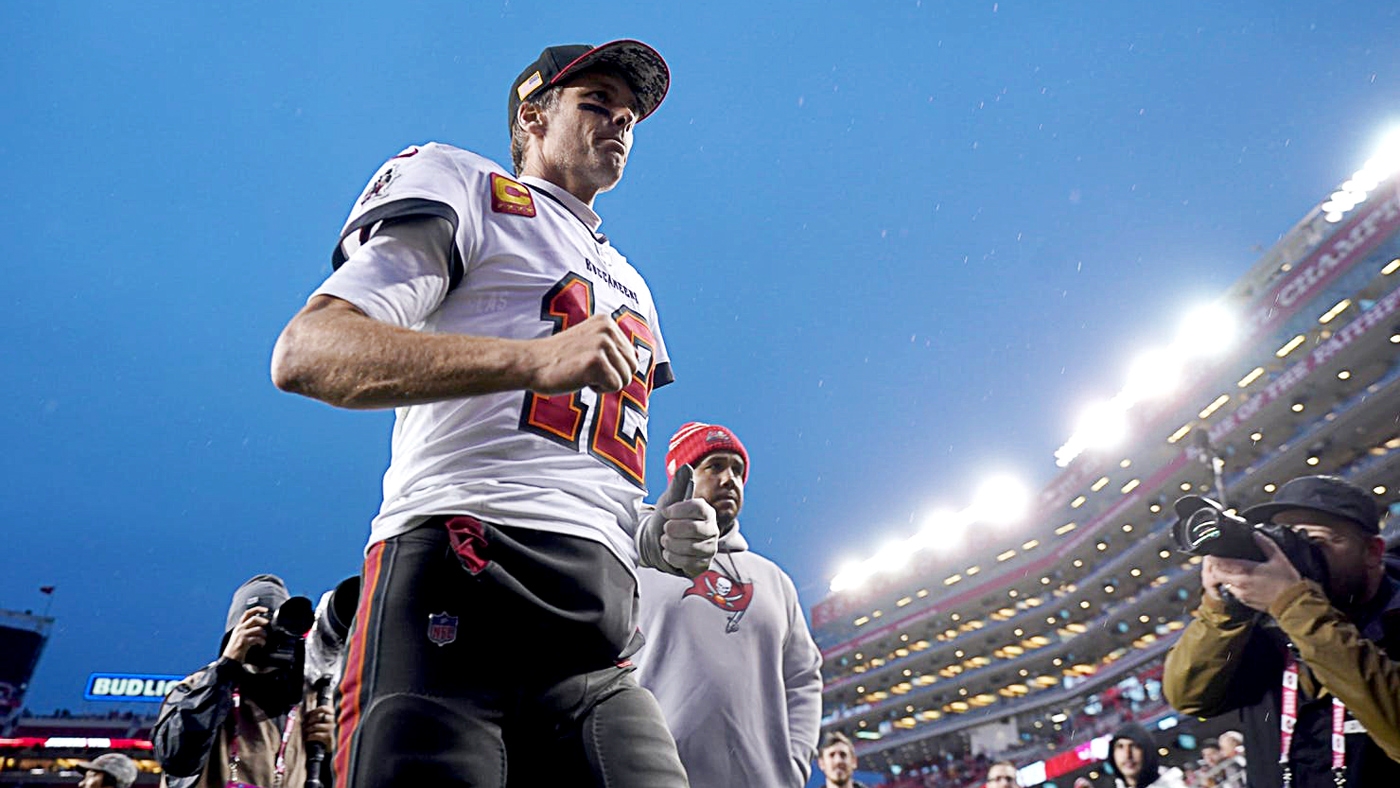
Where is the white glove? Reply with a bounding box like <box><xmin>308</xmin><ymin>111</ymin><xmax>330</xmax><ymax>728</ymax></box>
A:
<box><xmin>637</xmin><ymin>464</ymin><xmax>719</xmax><ymax>577</ymax></box>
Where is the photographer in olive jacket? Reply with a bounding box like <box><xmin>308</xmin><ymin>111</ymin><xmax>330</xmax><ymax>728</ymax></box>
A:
<box><xmin>153</xmin><ymin>575</ymin><xmax>335</xmax><ymax>788</ymax></box>
<box><xmin>1163</xmin><ymin>476</ymin><xmax>1400</xmax><ymax>787</ymax></box>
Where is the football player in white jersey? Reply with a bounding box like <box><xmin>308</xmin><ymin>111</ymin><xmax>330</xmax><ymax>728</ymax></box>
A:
<box><xmin>271</xmin><ymin>40</ymin><xmax>716</xmax><ymax>788</ymax></box>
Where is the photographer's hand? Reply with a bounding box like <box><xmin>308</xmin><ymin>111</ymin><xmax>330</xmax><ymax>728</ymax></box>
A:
<box><xmin>304</xmin><ymin>703</ymin><xmax>335</xmax><ymax>751</ymax></box>
<box><xmin>1200</xmin><ymin>556</ymin><xmax>1230</xmax><ymax>602</ymax></box>
<box><xmin>1211</xmin><ymin>534</ymin><xmax>1302</xmax><ymax>612</ymax></box>
<box><xmin>221</xmin><ymin>607</ymin><xmax>269</xmax><ymax>664</ymax></box>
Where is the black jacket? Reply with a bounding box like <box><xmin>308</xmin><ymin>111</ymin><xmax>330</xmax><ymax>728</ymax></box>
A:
<box><xmin>152</xmin><ymin>658</ymin><xmax>326</xmax><ymax>788</ymax></box>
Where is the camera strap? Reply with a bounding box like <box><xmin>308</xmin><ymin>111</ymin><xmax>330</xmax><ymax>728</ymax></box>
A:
<box><xmin>228</xmin><ymin>689</ymin><xmax>298</xmax><ymax>788</ymax></box>
<box><xmin>1279</xmin><ymin>653</ymin><xmax>1346</xmax><ymax>788</ymax></box>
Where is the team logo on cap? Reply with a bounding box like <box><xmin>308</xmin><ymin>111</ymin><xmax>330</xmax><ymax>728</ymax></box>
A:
<box><xmin>682</xmin><ymin>569</ymin><xmax>754</xmax><ymax>633</ymax></box>
<box><xmin>491</xmin><ymin>173</ymin><xmax>537</xmax><ymax>217</ymax></box>
<box><xmin>427</xmin><ymin>612</ymin><xmax>459</xmax><ymax>647</ymax></box>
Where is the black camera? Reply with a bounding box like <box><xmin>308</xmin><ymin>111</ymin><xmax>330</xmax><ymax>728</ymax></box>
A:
<box><xmin>1171</xmin><ymin>495</ymin><xmax>1331</xmax><ymax>587</ymax></box>
<box><xmin>244</xmin><ymin>595</ymin><xmax>314</xmax><ymax>671</ymax></box>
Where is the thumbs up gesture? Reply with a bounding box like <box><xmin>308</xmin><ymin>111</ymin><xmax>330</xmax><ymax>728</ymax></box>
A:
<box><xmin>637</xmin><ymin>464</ymin><xmax>718</xmax><ymax>577</ymax></box>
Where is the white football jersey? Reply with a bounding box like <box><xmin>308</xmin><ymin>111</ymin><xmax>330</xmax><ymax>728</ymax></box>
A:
<box><xmin>312</xmin><ymin>142</ymin><xmax>673</xmax><ymax>568</ymax></box>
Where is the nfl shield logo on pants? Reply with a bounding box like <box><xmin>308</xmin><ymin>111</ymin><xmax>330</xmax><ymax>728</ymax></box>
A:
<box><xmin>427</xmin><ymin>612</ymin><xmax>459</xmax><ymax>647</ymax></box>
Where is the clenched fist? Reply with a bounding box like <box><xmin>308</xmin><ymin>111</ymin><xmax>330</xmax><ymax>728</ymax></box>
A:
<box><xmin>637</xmin><ymin>465</ymin><xmax>719</xmax><ymax>577</ymax></box>
<box><xmin>529</xmin><ymin>314</ymin><xmax>639</xmax><ymax>394</ymax></box>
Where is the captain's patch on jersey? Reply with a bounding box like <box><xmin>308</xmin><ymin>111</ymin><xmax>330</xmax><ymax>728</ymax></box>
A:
<box><xmin>491</xmin><ymin>173</ymin><xmax>537</xmax><ymax>217</ymax></box>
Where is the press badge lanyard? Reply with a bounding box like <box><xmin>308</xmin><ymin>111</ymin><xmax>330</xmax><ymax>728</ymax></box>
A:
<box><xmin>1280</xmin><ymin>653</ymin><xmax>1346</xmax><ymax>788</ymax></box>
<box><xmin>228</xmin><ymin>690</ymin><xmax>297</xmax><ymax>788</ymax></box>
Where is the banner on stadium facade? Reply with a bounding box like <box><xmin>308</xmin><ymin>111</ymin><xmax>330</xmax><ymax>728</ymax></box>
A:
<box><xmin>1208</xmin><ymin>284</ymin><xmax>1400</xmax><ymax>443</ymax></box>
<box><xmin>84</xmin><ymin>673</ymin><xmax>184</xmax><ymax>702</ymax></box>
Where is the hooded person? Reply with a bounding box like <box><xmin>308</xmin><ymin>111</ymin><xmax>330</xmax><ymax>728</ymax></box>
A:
<box><xmin>1104</xmin><ymin>724</ymin><xmax>1160</xmax><ymax>788</ymax></box>
<box><xmin>632</xmin><ymin>422</ymin><xmax>824</xmax><ymax>787</ymax></box>
<box><xmin>152</xmin><ymin>575</ymin><xmax>336</xmax><ymax>788</ymax></box>
<box><xmin>1073</xmin><ymin>724</ymin><xmax>1182</xmax><ymax>788</ymax></box>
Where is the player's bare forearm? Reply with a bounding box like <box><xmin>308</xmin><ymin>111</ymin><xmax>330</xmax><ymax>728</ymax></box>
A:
<box><xmin>271</xmin><ymin>295</ymin><xmax>538</xmax><ymax>409</ymax></box>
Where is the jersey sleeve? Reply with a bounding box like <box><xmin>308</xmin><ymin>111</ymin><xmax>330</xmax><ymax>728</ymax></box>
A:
<box><xmin>649</xmin><ymin>299</ymin><xmax>674</xmax><ymax>389</ymax></box>
<box><xmin>331</xmin><ymin>144</ymin><xmax>477</xmax><ymax>290</ymax></box>
<box><xmin>312</xmin><ymin>216</ymin><xmax>455</xmax><ymax>329</ymax></box>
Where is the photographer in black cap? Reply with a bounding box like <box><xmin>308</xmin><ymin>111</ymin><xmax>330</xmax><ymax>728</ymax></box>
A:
<box><xmin>153</xmin><ymin>575</ymin><xmax>335</xmax><ymax>788</ymax></box>
<box><xmin>1164</xmin><ymin>476</ymin><xmax>1400</xmax><ymax>787</ymax></box>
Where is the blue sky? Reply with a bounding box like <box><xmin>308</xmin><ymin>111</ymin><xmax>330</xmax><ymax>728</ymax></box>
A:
<box><xmin>4</xmin><ymin>1</ymin><xmax>1400</xmax><ymax>712</ymax></box>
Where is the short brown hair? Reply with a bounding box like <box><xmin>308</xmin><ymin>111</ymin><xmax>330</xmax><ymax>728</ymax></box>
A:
<box><xmin>821</xmin><ymin>731</ymin><xmax>854</xmax><ymax>753</ymax></box>
<box><xmin>509</xmin><ymin>86</ymin><xmax>562</xmax><ymax>176</ymax></box>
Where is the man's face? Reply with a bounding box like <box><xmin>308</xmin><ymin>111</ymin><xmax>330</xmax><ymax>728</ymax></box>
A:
<box><xmin>78</xmin><ymin>770</ymin><xmax>107</xmax><ymax>788</ymax></box>
<box><xmin>1201</xmin><ymin>746</ymin><xmax>1222</xmax><ymax>766</ymax></box>
<box><xmin>530</xmin><ymin>70</ymin><xmax>638</xmax><ymax>196</ymax></box>
<box><xmin>1112</xmin><ymin>739</ymin><xmax>1143</xmax><ymax>782</ymax></box>
<box><xmin>986</xmin><ymin>763</ymin><xmax>1018</xmax><ymax>787</ymax></box>
<box><xmin>692</xmin><ymin>451</ymin><xmax>745</xmax><ymax>530</ymax></box>
<box><xmin>1273</xmin><ymin>510</ymin><xmax>1379</xmax><ymax>607</ymax></box>
<box><xmin>819</xmin><ymin>742</ymin><xmax>856</xmax><ymax>786</ymax></box>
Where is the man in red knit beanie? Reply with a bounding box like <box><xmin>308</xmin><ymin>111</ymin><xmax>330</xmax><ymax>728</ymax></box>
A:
<box><xmin>636</xmin><ymin>421</ymin><xmax>823</xmax><ymax>787</ymax></box>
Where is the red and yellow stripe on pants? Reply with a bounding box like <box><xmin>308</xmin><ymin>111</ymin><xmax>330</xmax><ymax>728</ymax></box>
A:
<box><xmin>334</xmin><ymin>540</ymin><xmax>388</xmax><ymax>784</ymax></box>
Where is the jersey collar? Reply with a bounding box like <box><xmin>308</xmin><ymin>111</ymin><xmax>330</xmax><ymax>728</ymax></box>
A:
<box><xmin>520</xmin><ymin>176</ymin><xmax>603</xmax><ymax>233</ymax></box>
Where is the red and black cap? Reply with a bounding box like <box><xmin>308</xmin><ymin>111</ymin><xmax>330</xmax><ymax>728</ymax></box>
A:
<box><xmin>508</xmin><ymin>40</ymin><xmax>670</xmax><ymax>131</ymax></box>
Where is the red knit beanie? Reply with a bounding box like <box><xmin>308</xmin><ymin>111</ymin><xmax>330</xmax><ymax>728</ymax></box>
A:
<box><xmin>665</xmin><ymin>422</ymin><xmax>749</xmax><ymax>482</ymax></box>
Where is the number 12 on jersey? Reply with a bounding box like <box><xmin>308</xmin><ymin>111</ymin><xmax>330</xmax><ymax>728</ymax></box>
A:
<box><xmin>519</xmin><ymin>273</ymin><xmax>656</xmax><ymax>488</ymax></box>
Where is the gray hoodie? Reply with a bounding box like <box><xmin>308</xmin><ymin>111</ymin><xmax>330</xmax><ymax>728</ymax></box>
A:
<box><xmin>634</xmin><ymin>521</ymin><xmax>824</xmax><ymax>787</ymax></box>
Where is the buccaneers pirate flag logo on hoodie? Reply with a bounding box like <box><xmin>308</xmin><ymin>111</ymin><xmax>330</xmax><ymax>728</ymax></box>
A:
<box><xmin>683</xmin><ymin>569</ymin><xmax>754</xmax><ymax>633</ymax></box>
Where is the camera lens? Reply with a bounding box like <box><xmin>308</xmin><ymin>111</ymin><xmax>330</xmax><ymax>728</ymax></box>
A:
<box><xmin>273</xmin><ymin>596</ymin><xmax>315</xmax><ymax>637</ymax></box>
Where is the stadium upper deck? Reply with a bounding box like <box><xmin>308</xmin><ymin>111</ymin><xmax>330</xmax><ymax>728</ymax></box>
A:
<box><xmin>812</xmin><ymin>135</ymin><xmax>1400</xmax><ymax>779</ymax></box>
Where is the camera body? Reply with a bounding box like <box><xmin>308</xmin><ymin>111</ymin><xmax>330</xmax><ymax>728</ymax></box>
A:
<box><xmin>244</xmin><ymin>595</ymin><xmax>314</xmax><ymax>671</ymax></box>
<box><xmin>1172</xmin><ymin>495</ymin><xmax>1331</xmax><ymax>589</ymax></box>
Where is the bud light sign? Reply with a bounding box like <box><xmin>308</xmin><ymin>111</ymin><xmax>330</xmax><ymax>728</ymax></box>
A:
<box><xmin>84</xmin><ymin>673</ymin><xmax>183</xmax><ymax>702</ymax></box>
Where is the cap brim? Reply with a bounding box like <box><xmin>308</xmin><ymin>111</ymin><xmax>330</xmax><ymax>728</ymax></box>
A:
<box><xmin>1239</xmin><ymin>501</ymin><xmax>1374</xmax><ymax>532</ymax></box>
<box><xmin>550</xmin><ymin>39</ymin><xmax>670</xmax><ymax>122</ymax></box>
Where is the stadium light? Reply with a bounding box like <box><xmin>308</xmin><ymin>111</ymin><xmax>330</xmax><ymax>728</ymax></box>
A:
<box><xmin>875</xmin><ymin>540</ymin><xmax>911</xmax><ymax>574</ymax></box>
<box><xmin>1363</xmin><ymin>126</ymin><xmax>1400</xmax><ymax>181</ymax></box>
<box><xmin>1055</xmin><ymin>300</ymin><xmax>1236</xmax><ymax>467</ymax></box>
<box><xmin>1073</xmin><ymin>401</ymin><xmax>1130</xmax><ymax>452</ymax></box>
<box><xmin>1175</xmin><ymin>302</ymin><xmax>1235</xmax><ymax>356</ymax></box>
<box><xmin>827</xmin><ymin>474</ymin><xmax>1029</xmax><ymax>593</ymax></box>
<box><xmin>1120</xmin><ymin>348</ymin><xmax>1182</xmax><ymax>403</ymax></box>
<box><xmin>1324</xmin><ymin>128</ymin><xmax>1400</xmax><ymax>223</ymax></box>
<box><xmin>913</xmin><ymin>508</ymin><xmax>963</xmax><ymax>550</ymax></box>
<box><xmin>972</xmin><ymin>474</ymin><xmax>1031</xmax><ymax>525</ymax></box>
<box><xmin>829</xmin><ymin>560</ymin><xmax>868</xmax><ymax>593</ymax></box>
